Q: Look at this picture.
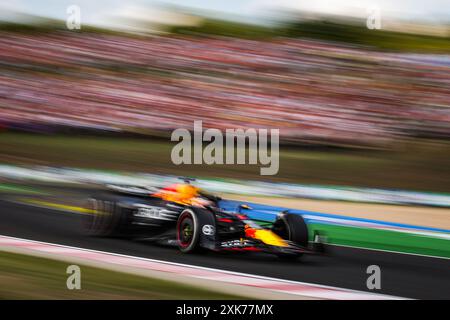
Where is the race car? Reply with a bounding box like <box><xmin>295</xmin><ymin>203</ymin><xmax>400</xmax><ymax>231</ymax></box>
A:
<box><xmin>84</xmin><ymin>178</ymin><xmax>323</xmax><ymax>260</ymax></box>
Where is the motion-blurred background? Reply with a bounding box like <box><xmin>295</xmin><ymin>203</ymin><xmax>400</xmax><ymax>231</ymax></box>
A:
<box><xmin>1</xmin><ymin>1</ymin><xmax>450</xmax><ymax>300</ymax></box>
<box><xmin>0</xmin><ymin>0</ymin><xmax>449</xmax><ymax>191</ymax></box>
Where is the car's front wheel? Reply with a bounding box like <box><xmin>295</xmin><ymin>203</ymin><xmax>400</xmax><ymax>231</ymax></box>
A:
<box><xmin>272</xmin><ymin>212</ymin><xmax>309</xmax><ymax>260</ymax></box>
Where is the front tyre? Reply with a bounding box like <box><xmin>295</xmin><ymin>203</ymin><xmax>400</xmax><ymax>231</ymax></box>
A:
<box><xmin>176</xmin><ymin>209</ymin><xmax>201</xmax><ymax>253</ymax></box>
<box><xmin>272</xmin><ymin>213</ymin><xmax>309</xmax><ymax>260</ymax></box>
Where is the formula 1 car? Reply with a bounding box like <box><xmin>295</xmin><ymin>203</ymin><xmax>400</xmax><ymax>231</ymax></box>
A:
<box><xmin>84</xmin><ymin>178</ymin><xmax>323</xmax><ymax>260</ymax></box>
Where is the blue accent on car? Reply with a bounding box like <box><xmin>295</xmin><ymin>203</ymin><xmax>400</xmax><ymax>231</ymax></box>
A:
<box><xmin>219</xmin><ymin>200</ymin><xmax>450</xmax><ymax>234</ymax></box>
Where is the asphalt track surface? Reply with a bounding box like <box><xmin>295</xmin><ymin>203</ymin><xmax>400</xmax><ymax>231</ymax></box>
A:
<box><xmin>1</xmin><ymin>193</ymin><xmax>449</xmax><ymax>299</ymax></box>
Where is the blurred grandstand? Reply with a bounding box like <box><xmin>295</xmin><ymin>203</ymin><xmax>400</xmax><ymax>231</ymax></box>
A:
<box><xmin>0</xmin><ymin>16</ymin><xmax>449</xmax><ymax>149</ymax></box>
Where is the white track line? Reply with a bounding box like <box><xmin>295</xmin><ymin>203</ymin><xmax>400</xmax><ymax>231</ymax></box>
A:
<box><xmin>0</xmin><ymin>235</ymin><xmax>407</xmax><ymax>300</ymax></box>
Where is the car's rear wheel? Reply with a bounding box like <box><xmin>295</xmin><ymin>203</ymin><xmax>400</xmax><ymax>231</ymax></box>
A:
<box><xmin>272</xmin><ymin>213</ymin><xmax>309</xmax><ymax>260</ymax></box>
<box><xmin>84</xmin><ymin>197</ymin><xmax>127</xmax><ymax>237</ymax></box>
<box><xmin>176</xmin><ymin>209</ymin><xmax>201</xmax><ymax>253</ymax></box>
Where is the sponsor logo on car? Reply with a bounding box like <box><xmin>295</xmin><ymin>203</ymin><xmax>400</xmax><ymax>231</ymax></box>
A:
<box><xmin>202</xmin><ymin>224</ymin><xmax>215</xmax><ymax>236</ymax></box>
<box><xmin>221</xmin><ymin>239</ymin><xmax>248</xmax><ymax>248</ymax></box>
<box><xmin>134</xmin><ymin>204</ymin><xmax>178</xmax><ymax>221</ymax></box>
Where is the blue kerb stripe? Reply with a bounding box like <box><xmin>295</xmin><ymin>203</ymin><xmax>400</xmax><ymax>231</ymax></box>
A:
<box><xmin>219</xmin><ymin>200</ymin><xmax>450</xmax><ymax>234</ymax></box>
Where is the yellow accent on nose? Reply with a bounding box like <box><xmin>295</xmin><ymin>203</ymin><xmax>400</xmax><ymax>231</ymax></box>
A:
<box><xmin>254</xmin><ymin>230</ymin><xmax>288</xmax><ymax>247</ymax></box>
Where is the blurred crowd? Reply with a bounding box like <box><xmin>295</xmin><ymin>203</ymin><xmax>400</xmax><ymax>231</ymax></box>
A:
<box><xmin>0</xmin><ymin>30</ymin><xmax>449</xmax><ymax>146</ymax></box>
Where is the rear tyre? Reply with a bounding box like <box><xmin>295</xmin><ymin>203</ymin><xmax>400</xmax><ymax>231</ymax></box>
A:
<box><xmin>272</xmin><ymin>213</ymin><xmax>309</xmax><ymax>260</ymax></box>
<box><xmin>176</xmin><ymin>209</ymin><xmax>201</xmax><ymax>253</ymax></box>
<box><xmin>84</xmin><ymin>197</ymin><xmax>127</xmax><ymax>237</ymax></box>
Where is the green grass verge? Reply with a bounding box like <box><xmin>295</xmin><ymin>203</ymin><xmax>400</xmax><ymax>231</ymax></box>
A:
<box><xmin>0</xmin><ymin>251</ymin><xmax>244</xmax><ymax>299</ymax></box>
<box><xmin>309</xmin><ymin>223</ymin><xmax>450</xmax><ymax>258</ymax></box>
<box><xmin>1</xmin><ymin>133</ymin><xmax>449</xmax><ymax>192</ymax></box>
